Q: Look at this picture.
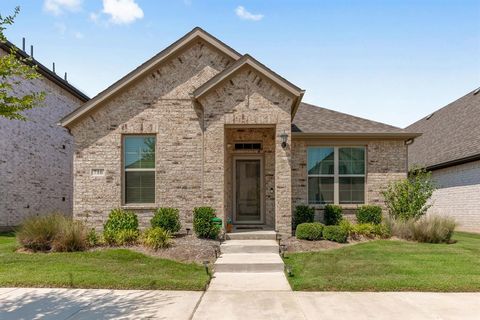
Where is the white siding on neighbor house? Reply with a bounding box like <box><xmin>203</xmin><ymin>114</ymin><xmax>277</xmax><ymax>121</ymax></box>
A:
<box><xmin>428</xmin><ymin>160</ymin><xmax>480</xmax><ymax>233</ymax></box>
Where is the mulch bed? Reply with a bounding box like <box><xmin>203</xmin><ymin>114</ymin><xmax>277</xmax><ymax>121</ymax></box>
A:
<box><xmin>282</xmin><ymin>237</ymin><xmax>368</xmax><ymax>253</ymax></box>
<box><xmin>91</xmin><ymin>234</ymin><xmax>221</xmax><ymax>264</ymax></box>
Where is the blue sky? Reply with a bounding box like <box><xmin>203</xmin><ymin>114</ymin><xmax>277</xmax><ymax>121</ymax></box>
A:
<box><xmin>1</xmin><ymin>0</ymin><xmax>479</xmax><ymax>127</ymax></box>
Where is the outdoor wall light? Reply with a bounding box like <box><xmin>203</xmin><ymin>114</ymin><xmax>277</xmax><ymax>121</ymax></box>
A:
<box><xmin>280</xmin><ymin>130</ymin><xmax>288</xmax><ymax>148</ymax></box>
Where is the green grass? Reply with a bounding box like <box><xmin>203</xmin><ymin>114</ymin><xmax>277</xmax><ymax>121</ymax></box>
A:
<box><xmin>284</xmin><ymin>232</ymin><xmax>480</xmax><ymax>292</ymax></box>
<box><xmin>0</xmin><ymin>233</ymin><xmax>209</xmax><ymax>290</ymax></box>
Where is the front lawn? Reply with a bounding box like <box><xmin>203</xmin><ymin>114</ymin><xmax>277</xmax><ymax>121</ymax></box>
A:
<box><xmin>284</xmin><ymin>232</ymin><xmax>480</xmax><ymax>291</ymax></box>
<box><xmin>0</xmin><ymin>233</ymin><xmax>209</xmax><ymax>290</ymax></box>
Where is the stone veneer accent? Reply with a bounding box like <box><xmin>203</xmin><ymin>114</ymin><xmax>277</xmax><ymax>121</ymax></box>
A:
<box><xmin>0</xmin><ymin>49</ymin><xmax>84</xmax><ymax>227</ymax></box>
<box><xmin>292</xmin><ymin>139</ymin><xmax>407</xmax><ymax>223</ymax></box>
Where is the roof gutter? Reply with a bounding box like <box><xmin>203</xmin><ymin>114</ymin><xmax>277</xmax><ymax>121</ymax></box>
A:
<box><xmin>426</xmin><ymin>153</ymin><xmax>480</xmax><ymax>171</ymax></box>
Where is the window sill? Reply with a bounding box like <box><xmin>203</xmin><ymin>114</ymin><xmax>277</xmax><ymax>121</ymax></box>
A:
<box><xmin>121</xmin><ymin>204</ymin><xmax>157</xmax><ymax>210</ymax></box>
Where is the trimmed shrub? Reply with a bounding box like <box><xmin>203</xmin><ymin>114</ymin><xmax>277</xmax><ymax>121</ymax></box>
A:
<box><xmin>193</xmin><ymin>207</ymin><xmax>221</xmax><ymax>239</ymax></box>
<box><xmin>372</xmin><ymin>223</ymin><xmax>391</xmax><ymax>239</ymax></box>
<box><xmin>324</xmin><ymin>205</ymin><xmax>342</xmax><ymax>225</ymax></box>
<box><xmin>103</xmin><ymin>209</ymin><xmax>139</xmax><ymax>246</ymax></box>
<box><xmin>351</xmin><ymin>223</ymin><xmax>375</xmax><ymax>239</ymax></box>
<box><xmin>356</xmin><ymin>205</ymin><xmax>382</xmax><ymax>225</ymax></box>
<box><xmin>296</xmin><ymin>223</ymin><xmax>324</xmax><ymax>240</ymax></box>
<box><xmin>323</xmin><ymin>225</ymin><xmax>348</xmax><ymax>243</ymax></box>
<box><xmin>141</xmin><ymin>227</ymin><xmax>172</xmax><ymax>250</ymax></box>
<box><xmin>17</xmin><ymin>213</ymin><xmax>87</xmax><ymax>252</ymax></box>
<box><xmin>294</xmin><ymin>205</ymin><xmax>315</xmax><ymax>229</ymax></box>
<box><xmin>151</xmin><ymin>207</ymin><xmax>181</xmax><ymax>234</ymax></box>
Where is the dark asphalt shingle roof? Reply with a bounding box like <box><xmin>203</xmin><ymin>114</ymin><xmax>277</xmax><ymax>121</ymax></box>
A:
<box><xmin>406</xmin><ymin>88</ymin><xmax>480</xmax><ymax>169</ymax></box>
<box><xmin>292</xmin><ymin>102</ymin><xmax>409</xmax><ymax>134</ymax></box>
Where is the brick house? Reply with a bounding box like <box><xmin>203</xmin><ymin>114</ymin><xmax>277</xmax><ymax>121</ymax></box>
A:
<box><xmin>407</xmin><ymin>88</ymin><xmax>480</xmax><ymax>233</ymax></box>
<box><xmin>61</xmin><ymin>28</ymin><xmax>419</xmax><ymax>235</ymax></box>
<box><xmin>0</xmin><ymin>40</ymin><xmax>89</xmax><ymax>230</ymax></box>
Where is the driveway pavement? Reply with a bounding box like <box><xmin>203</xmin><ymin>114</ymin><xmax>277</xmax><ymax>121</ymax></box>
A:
<box><xmin>1</xmin><ymin>288</ymin><xmax>479</xmax><ymax>319</ymax></box>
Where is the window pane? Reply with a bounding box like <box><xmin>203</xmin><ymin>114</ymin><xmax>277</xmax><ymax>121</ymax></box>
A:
<box><xmin>308</xmin><ymin>147</ymin><xmax>335</xmax><ymax>175</ymax></box>
<box><xmin>339</xmin><ymin>147</ymin><xmax>365</xmax><ymax>175</ymax></box>
<box><xmin>124</xmin><ymin>136</ymin><xmax>155</xmax><ymax>169</ymax></box>
<box><xmin>125</xmin><ymin>171</ymin><xmax>155</xmax><ymax>203</ymax></box>
<box><xmin>339</xmin><ymin>177</ymin><xmax>365</xmax><ymax>204</ymax></box>
<box><xmin>308</xmin><ymin>177</ymin><xmax>334</xmax><ymax>204</ymax></box>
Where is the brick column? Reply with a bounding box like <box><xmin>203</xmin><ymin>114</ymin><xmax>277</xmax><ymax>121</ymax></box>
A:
<box><xmin>275</xmin><ymin>122</ymin><xmax>292</xmax><ymax>236</ymax></box>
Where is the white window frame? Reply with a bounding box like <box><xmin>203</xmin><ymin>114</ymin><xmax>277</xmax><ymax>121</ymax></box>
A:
<box><xmin>122</xmin><ymin>135</ymin><xmax>156</xmax><ymax>205</ymax></box>
<box><xmin>307</xmin><ymin>146</ymin><xmax>366</xmax><ymax>205</ymax></box>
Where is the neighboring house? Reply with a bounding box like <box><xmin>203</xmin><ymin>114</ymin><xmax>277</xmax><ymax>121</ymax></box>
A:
<box><xmin>60</xmin><ymin>28</ymin><xmax>419</xmax><ymax>235</ymax></box>
<box><xmin>0</xmin><ymin>41</ymin><xmax>89</xmax><ymax>230</ymax></box>
<box><xmin>407</xmin><ymin>88</ymin><xmax>480</xmax><ymax>233</ymax></box>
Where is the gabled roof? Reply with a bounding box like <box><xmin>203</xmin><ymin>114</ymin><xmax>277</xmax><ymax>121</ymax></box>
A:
<box><xmin>292</xmin><ymin>103</ymin><xmax>419</xmax><ymax>139</ymax></box>
<box><xmin>406</xmin><ymin>87</ymin><xmax>480</xmax><ymax>169</ymax></box>
<box><xmin>194</xmin><ymin>54</ymin><xmax>305</xmax><ymax>115</ymax></box>
<box><xmin>0</xmin><ymin>40</ymin><xmax>89</xmax><ymax>102</ymax></box>
<box><xmin>60</xmin><ymin>27</ymin><xmax>241</xmax><ymax>127</ymax></box>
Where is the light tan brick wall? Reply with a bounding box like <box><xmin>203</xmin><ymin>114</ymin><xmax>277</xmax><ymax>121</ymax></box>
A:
<box><xmin>198</xmin><ymin>66</ymin><xmax>294</xmax><ymax>234</ymax></box>
<box><xmin>69</xmin><ymin>40</ymin><xmax>234</xmax><ymax>230</ymax></box>
<box><xmin>0</xmin><ymin>48</ymin><xmax>83</xmax><ymax>227</ymax></box>
<box><xmin>428</xmin><ymin>160</ymin><xmax>480</xmax><ymax>233</ymax></box>
<box><xmin>292</xmin><ymin>139</ymin><xmax>407</xmax><ymax>223</ymax></box>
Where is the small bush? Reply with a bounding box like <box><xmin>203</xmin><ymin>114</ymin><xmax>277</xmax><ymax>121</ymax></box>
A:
<box><xmin>103</xmin><ymin>209</ymin><xmax>139</xmax><ymax>246</ymax></box>
<box><xmin>382</xmin><ymin>167</ymin><xmax>435</xmax><ymax>220</ymax></box>
<box><xmin>86</xmin><ymin>229</ymin><xmax>99</xmax><ymax>247</ymax></box>
<box><xmin>387</xmin><ymin>215</ymin><xmax>456</xmax><ymax>243</ymax></box>
<box><xmin>356</xmin><ymin>205</ymin><xmax>382</xmax><ymax>225</ymax></box>
<box><xmin>323</xmin><ymin>225</ymin><xmax>348</xmax><ymax>243</ymax></box>
<box><xmin>412</xmin><ymin>215</ymin><xmax>456</xmax><ymax>243</ymax></box>
<box><xmin>141</xmin><ymin>227</ymin><xmax>172</xmax><ymax>250</ymax></box>
<box><xmin>296</xmin><ymin>223</ymin><xmax>324</xmax><ymax>240</ymax></box>
<box><xmin>372</xmin><ymin>223</ymin><xmax>391</xmax><ymax>239</ymax></box>
<box><xmin>339</xmin><ymin>219</ymin><xmax>353</xmax><ymax>235</ymax></box>
<box><xmin>52</xmin><ymin>219</ymin><xmax>88</xmax><ymax>252</ymax></box>
<box><xmin>115</xmin><ymin>229</ymin><xmax>139</xmax><ymax>245</ymax></box>
<box><xmin>294</xmin><ymin>205</ymin><xmax>315</xmax><ymax>229</ymax></box>
<box><xmin>151</xmin><ymin>207</ymin><xmax>181</xmax><ymax>233</ymax></box>
<box><xmin>324</xmin><ymin>205</ymin><xmax>342</xmax><ymax>225</ymax></box>
<box><xmin>16</xmin><ymin>213</ymin><xmax>87</xmax><ymax>252</ymax></box>
<box><xmin>193</xmin><ymin>207</ymin><xmax>221</xmax><ymax>239</ymax></box>
<box><xmin>351</xmin><ymin>223</ymin><xmax>375</xmax><ymax>238</ymax></box>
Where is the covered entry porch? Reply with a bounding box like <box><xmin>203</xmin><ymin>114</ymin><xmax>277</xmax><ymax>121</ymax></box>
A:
<box><xmin>224</xmin><ymin>126</ymin><xmax>276</xmax><ymax>230</ymax></box>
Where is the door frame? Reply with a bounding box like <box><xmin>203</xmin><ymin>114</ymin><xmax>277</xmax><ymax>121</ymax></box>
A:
<box><xmin>232</xmin><ymin>155</ymin><xmax>265</xmax><ymax>224</ymax></box>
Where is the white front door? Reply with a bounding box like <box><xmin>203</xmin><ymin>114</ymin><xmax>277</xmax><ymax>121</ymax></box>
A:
<box><xmin>233</xmin><ymin>157</ymin><xmax>263</xmax><ymax>224</ymax></box>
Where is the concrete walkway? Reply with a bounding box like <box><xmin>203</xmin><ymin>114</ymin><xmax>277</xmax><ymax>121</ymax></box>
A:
<box><xmin>1</xmin><ymin>288</ymin><xmax>479</xmax><ymax>319</ymax></box>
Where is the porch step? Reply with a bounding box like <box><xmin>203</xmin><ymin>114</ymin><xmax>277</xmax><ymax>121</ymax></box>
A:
<box><xmin>226</xmin><ymin>230</ymin><xmax>277</xmax><ymax>240</ymax></box>
<box><xmin>220</xmin><ymin>240</ymin><xmax>279</xmax><ymax>254</ymax></box>
<box><xmin>214</xmin><ymin>253</ymin><xmax>284</xmax><ymax>273</ymax></box>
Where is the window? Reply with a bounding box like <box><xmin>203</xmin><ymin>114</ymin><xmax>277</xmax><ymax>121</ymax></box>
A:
<box><xmin>308</xmin><ymin>146</ymin><xmax>365</xmax><ymax>205</ymax></box>
<box><xmin>124</xmin><ymin>136</ymin><xmax>156</xmax><ymax>204</ymax></box>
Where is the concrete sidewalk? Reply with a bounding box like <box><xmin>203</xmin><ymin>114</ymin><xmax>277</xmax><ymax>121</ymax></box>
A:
<box><xmin>1</xmin><ymin>288</ymin><xmax>479</xmax><ymax>319</ymax></box>
<box><xmin>0</xmin><ymin>288</ymin><xmax>202</xmax><ymax>320</ymax></box>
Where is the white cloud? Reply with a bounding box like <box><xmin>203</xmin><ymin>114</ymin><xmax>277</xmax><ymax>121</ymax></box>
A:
<box><xmin>235</xmin><ymin>6</ymin><xmax>263</xmax><ymax>21</ymax></box>
<box><xmin>89</xmin><ymin>12</ymin><xmax>100</xmax><ymax>23</ymax></box>
<box><xmin>102</xmin><ymin>0</ymin><xmax>144</xmax><ymax>25</ymax></box>
<box><xmin>74</xmin><ymin>31</ymin><xmax>84</xmax><ymax>39</ymax></box>
<box><xmin>44</xmin><ymin>0</ymin><xmax>82</xmax><ymax>15</ymax></box>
